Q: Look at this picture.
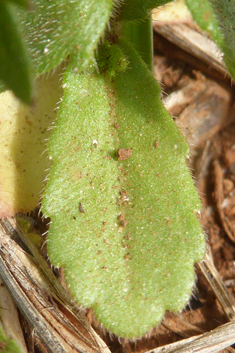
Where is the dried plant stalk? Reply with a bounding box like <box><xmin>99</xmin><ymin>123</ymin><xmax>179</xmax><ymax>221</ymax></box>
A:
<box><xmin>153</xmin><ymin>23</ymin><xmax>227</xmax><ymax>77</ymax></box>
<box><xmin>146</xmin><ymin>245</ymin><xmax>235</xmax><ymax>353</ymax></box>
<box><xmin>146</xmin><ymin>320</ymin><xmax>235</xmax><ymax>353</ymax></box>
<box><xmin>0</xmin><ymin>218</ymin><xmax>110</xmax><ymax>353</ymax></box>
<box><xmin>198</xmin><ymin>247</ymin><xmax>235</xmax><ymax>321</ymax></box>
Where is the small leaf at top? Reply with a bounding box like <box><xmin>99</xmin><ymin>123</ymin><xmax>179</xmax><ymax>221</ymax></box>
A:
<box><xmin>0</xmin><ymin>2</ymin><xmax>32</xmax><ymax>104</ymax></box>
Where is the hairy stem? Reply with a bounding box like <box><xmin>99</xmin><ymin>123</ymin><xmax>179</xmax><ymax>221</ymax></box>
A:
<box><xmin>121</xmin><ymin>15</ymin><xmax>153</xmax><ymax>72</ymax></box>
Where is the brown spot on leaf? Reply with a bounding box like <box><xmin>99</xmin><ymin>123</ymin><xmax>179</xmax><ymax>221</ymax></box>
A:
<box><xmin>118</xmin><ymin>214</ymin><xmax>127</xmax><ymax>227</ymax></box>
<box><xmin>103</xmin><ymin>156</ymin><xmax>111</xmax><ymax>160</ymax></box>
<box><xmin>79</xmin><ymin>202</ymin><xmax>85</xmax><ymax>213</ymax></box>
<box><xmin>120</xmin><ymin>189</ymin><xmax>127</xmax><ymax>197</ymax></box>
<box><xmin>121</xmin><ymin>219</ymin><xmax>127</xmax><ymax>227</ymax></box>
<box><xmin>114</xmin><ymin>123</ymin><xmax>120</xmax><ymax>129</ymax></box>
<box><xmin>118</xmin><ymin>214</ymin><xmax>124</xmax><ymax>221</ymax></box>
<box><xmin>124</xmin><ymin>253</ymin><xmax>130</xmax><ymax>260</ymax></box>
<box><xmin>117</xmin><ymin>148</ymin><xmax>132</xmax><ymax>161</ymax></box>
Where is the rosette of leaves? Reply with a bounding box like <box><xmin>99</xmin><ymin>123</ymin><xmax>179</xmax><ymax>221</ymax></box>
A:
<box><xmin>14</xmin><ymin>0</ymin><xmax>205</xmax><ymax>338</ymax></box>
<box><xmin>8</xmin><ymin>0</ymin><xmax>235</xmax><ymax>339</ymax></box>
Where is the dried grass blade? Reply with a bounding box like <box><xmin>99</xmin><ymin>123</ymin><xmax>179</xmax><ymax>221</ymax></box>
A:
<box><xmin>0</xmin><ymin>218</ymin><xmax>110</xmax><ymax>353</ymax></box>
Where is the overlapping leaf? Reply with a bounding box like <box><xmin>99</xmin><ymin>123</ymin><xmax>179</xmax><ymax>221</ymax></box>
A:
<box><xmin>186</xmin><ymin>0</ymin><xmax>235</xmax><ymax>79</ymax></box>
<box><xmin>42</xmin><ymin>40</ymin><xmax>205</xmax><ymax>338</ymax></box>
<box><xmin>209</xmin><ymin>0</ymin><xmax>235</xmax><ymax>78</ymax></box>
<box><xmin>19</xmin><ymin>0</ymin><xmax>118</xmax><ymax>75</ymax></box>
<box><xmin>0</xmin><ymin>68</ymin><xmax>62</xmax><ymax>217</ymax></box>
<box><xmin>0</xmin><ymin>1</ymin><xmax>32</xmax><ymax>103</ymax></box>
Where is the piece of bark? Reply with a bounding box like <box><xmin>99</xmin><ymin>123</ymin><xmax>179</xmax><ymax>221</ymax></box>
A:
<box><xmin>153</xmin><ymin>23</ymin><xmax>228</xmax><ymax>79</ymax></box>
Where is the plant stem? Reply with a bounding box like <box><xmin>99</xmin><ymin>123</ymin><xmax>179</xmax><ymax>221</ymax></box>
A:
<box><xmin>121</xmin><ymin>15</ymin><xmax>153</xmax><ymax>72</ymax></box>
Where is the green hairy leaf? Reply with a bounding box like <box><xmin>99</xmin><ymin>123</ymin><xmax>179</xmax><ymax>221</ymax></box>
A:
<box><xmin>0</xmin><ymin>1</ymin><xmax>32</xmax><ymax>103</ymax></box>
<box><xmin>186</xmin><ymin>0</ymin><xmax>235</xmax><ymax>79</ymax></box>
<box><xmin>42</xmin><ymin>40</ymin><xmax>205</xmax><ymax>338</ymax></box>
<box><xmin>19</xmin><ymin>0</ymin><xmax>118</xmax><ymax>75</ymax></box>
